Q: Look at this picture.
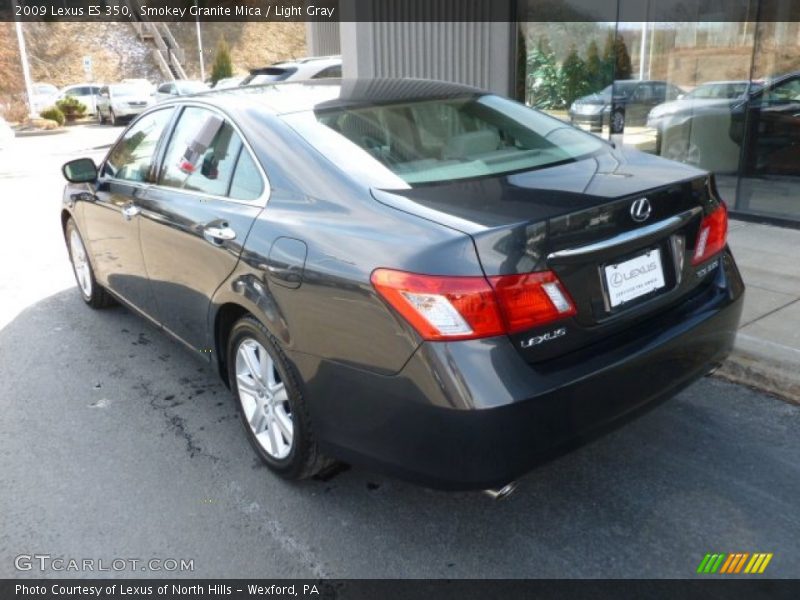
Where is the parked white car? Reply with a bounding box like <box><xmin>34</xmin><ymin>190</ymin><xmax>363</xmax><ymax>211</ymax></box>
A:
<box><xmin>0</xmin><ymin>116</ymin><xmax>14</xmax><ymax>151</ymax></box>
<box><xmin>30</xmin><ymin>83</ymin><xmax>59</xmax><ymax>114</ymax></box>
<box><xmin>96</xmin><ymin>83</ymin><xmax>153</xmax><ymax>126</ymax></box>
<box><xmin>121</xmin><ymin>78</ymin><xmax>156</xmax><ymax>95</ymax></box>
<box><xmin>56</xmin><ymin>83</ymin><xmax>103</xmax><ymax>115</ymax></box>
<box><xmin>242</xmin><ymin>56</ymin><xmax>342</xmax><ymax>86</ymax></box>
<box><xmin>153</xmin><ymin>80</ymin><xmax>209</xmax><ymax>102</ymax></box>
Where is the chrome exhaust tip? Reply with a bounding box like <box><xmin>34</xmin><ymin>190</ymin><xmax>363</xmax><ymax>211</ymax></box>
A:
<box><xmin>483</xmin><ymin>482</ymin><xmax>517</xmax><ymax>500</ymax></box>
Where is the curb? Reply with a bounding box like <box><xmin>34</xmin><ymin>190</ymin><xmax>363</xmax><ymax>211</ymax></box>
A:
<box><xmin>14</xmin><ymin>128</ymin><xmax>68</xmax><ymax>137</ymax></box>
<box><xmin>715</xmin><ymin>334</ymin><xmax>800</xmax><ymax>405</ymax></box>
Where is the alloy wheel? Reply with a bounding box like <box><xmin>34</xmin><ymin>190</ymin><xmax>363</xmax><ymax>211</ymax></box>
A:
<box><xmin>69</xmin><ymin>229</ymin><xmax>93</xmax><ymax>298</ymax></box>
<box><xmin>235</xmin><ymin>338</ymin><xmax>294</xmax><ymax>460</ymax></box>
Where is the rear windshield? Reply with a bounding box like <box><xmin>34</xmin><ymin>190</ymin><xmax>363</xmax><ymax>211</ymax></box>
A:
<box><xmin>283</xmin><ymin>94</ymin><xmax>605</xmax><ymax>186</ymax></box>
<box><xmin>176</xmin><ymin>81</ymin><xmax>208</xmax><ymax>94</ymax></box>
<box><xmin>245</xmin><ymin>67</ymin><xmax>297</xmax><ymax>85</ymax></box>
<box><xmin>111</xmin><ymin>84</ymin><xmax>144</xmax><ymax>97</ymax></box>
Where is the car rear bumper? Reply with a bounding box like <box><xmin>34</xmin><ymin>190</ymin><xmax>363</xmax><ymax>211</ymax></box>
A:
<box><xmin>570</xmin><ymin>112</ymin><xmax>605</xmax><ymax>128</ymax></box>
<box><xmin>112</xmin><ymin>106</ymin><xmax>149</xmax><ymax>117</ymax></box>
<box><xmin>294</xmin><ymin>250</ymin><xmax>744</xmax><ymax>490</ymax></box>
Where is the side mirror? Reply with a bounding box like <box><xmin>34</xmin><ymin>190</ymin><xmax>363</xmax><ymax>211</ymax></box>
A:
<box><xmin>62</xmin><ymin>158</ymin><xmax>98</xmax><ymax>183</ymax></box>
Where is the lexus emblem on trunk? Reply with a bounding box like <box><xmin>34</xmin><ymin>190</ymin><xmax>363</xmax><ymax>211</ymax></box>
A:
<box><xmin>630</xmin><ymin>197</ymin><xmax>652</xmax><ymax>223</ymax></box>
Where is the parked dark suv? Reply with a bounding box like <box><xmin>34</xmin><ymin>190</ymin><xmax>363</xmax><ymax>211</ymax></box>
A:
<box><xmin>60</xmin><ymin>79</ymin><xmax>743</xmax><ymax>491</ymax></box>
<box><xmin>570</xmin><ymin>80</ymin><xmax>685</xmax><ymax>132</ymax></box>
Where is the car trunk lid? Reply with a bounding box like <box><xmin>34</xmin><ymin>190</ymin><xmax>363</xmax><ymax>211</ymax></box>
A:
<box><xmin>372</xmin><ymin>148</ymin><xmax>723</xmax><ymax>362</ymax></box>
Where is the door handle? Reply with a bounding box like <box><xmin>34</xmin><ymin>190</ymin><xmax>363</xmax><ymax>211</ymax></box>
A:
<box><xmin>203</xmin><ymin>225</ymin><xmax>237</xmax><ymax>244</ymax></box>
<box><xmin>122</xmin><ymin>204</ymin><xmax>141</xmax><ymax>220</ymax></box>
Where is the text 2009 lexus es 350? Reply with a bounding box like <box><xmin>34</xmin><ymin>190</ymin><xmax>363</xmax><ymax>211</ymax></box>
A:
<box><xmin>60</xmin><ymin>79</ymin><xmax>743</xmax><ymax>491</ymax></box>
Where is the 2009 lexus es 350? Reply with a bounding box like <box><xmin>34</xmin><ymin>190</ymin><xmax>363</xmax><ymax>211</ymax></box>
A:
<box><xmin>61</xmin><ymin>79</ymin><xmax>744</xmax><ymax>491</ymax></box>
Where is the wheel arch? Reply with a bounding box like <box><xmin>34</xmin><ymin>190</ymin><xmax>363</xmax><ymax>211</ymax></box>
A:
<box><xmin>60</xmin><ymin>208</ymin><xmax>74</xmax><ymax>238</ymax></box>
<box><xmin>213</xmin><ymin>302</ymin><xmax>250</xmax><ymax>387</ymax></box>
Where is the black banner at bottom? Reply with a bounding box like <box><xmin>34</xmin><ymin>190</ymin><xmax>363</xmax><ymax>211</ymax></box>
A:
<box><xmin>3</xmin><ymin>579</ymin><xmax>800</xmax><ymax>600</ymax></box>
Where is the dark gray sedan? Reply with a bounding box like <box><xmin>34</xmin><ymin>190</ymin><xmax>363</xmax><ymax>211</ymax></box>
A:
<box><xmin>60</xmin><ymin>79</ymin><xmax>743</xmax><ymax>491</ymax></box>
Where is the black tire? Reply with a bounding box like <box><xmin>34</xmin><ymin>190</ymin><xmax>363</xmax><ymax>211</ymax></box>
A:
<box><xmin>65</xmin><ymin>218</ymin><xmax>116</xmax><ymax>309</ymax></box>
<box><xmin>227</xmin><ymin>316</ymin><xmax>333</xmax><ymax>480</ymax></box>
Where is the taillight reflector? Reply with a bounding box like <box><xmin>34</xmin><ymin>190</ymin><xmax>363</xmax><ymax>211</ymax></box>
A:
<box><xmin>371</xmin><ymin>268</ymin><xmax>576</xmax><ymax>341</ymax></box>
<box><xmin>692</xmin><ymin>201</ymin><xmax>728</xmax><ymax>266</ymax></box>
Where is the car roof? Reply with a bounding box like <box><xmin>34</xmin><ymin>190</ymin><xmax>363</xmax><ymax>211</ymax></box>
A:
<box><xmin>613</xmin><ymin>80</ymin><xmax>670</xmax><ymax>86</ymax></box>
<box><xmin>272</xmin><ymin>55</ymin><xmax>341</xmax><ymax>67</ymax></box>
<box><xmin>176</xmin><ymin>78</ymin><xmax>484</xmax><ymax>116</ymax></box>
<box><xmin>249</xmin><ymin>56</ymin><xmax>341</xmax><ymax>76</ymax></box>
<box><xmin>695</xmin><ymin>80</ymin><xmax>751</xmax><ymax>86</ymax></box>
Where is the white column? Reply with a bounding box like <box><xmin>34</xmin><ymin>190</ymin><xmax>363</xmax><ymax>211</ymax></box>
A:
<box><xmin>14</xmin><ymin>23</ymin><xmax>35</xmax><ymax>118</ymax></box>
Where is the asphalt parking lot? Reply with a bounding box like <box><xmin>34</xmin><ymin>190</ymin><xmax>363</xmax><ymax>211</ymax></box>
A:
<box><xmin>1</xmin><ymin>125</ymin><xmax>799</xmax><ymax>579</ymax></box>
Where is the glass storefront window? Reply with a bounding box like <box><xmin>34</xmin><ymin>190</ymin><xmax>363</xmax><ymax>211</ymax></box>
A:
<box><xmin>517</xmin><ymin>1</ymin><xmax>800</xmax><ymax>224</ymax></box>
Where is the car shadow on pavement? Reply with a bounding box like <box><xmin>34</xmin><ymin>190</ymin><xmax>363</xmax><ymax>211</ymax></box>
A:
<box><xmin>1</xmin><ymin>288</ymin><xmax>799</xmax><ymax>578</ymax></box>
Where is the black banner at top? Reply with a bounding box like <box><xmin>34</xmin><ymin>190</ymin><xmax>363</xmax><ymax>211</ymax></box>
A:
<box><xmin>1</xmin><ymin>0</ymin><xmax>800</xmax><ymax>22</ymax></box>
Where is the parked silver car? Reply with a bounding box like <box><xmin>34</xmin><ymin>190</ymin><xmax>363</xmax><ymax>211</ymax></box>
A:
<box><xmin>96</xmin><ymin>84</ymin><xmax>154</xmax><ymax>126</ymax></box>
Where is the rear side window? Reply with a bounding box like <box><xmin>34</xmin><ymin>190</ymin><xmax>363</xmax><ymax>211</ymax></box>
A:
<box><xmin>159</xmin><ymin>107</ymin><xmax>244</xmax><ymax>197</ymax></box>
<box><xmin>229</xmin><ymin>150</ymin><xmax>264</xmax><ymax>200</ymax></box>
<box><xmin>103</xmin><ymin>109</ymin><xmax>173</xmax><ymax>182</ymax></box>
<box><xmin>312</xmin><ymin>65</ymin><xmax>342</xmax><ymax>79</ymax></box>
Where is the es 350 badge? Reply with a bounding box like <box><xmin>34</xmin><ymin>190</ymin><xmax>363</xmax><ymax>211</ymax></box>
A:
<box><xmin>520</xmin><ymin>327</ymin><xmax>567</xmax><ymax>348</ymax></box>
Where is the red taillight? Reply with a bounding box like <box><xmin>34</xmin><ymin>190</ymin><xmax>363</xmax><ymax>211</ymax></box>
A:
<box><xmin>370</xmin><ymin>270</ymin><xmax>504</xmax><ymax>341</ymax></box>
<box><xmin>692</xmin><ymin>201</ymin><xmax>728</xmax><ymax>266</ymax></box>
<box><xmin>371</xmin><ymin>268</ymin><xmax>576</xmax><ymax>341</ymax></box>
<box><xmin>488</xmin><ymin>272</ymin><xmax>577</xmax><ymax>334</ymax></box>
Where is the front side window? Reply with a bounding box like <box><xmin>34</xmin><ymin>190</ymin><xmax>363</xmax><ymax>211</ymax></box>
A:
<box><xmin>103</xmin><ymin>109</ymin><xmax>173</xmax><ymax>182</ymax></box>
<box><xmin>284</xmin><ymin>94</ymin><xmax>605</xmax><ymax>186</ymax></box>
<box><xmin>762</xmin><ymin>78</ymin><xmax>800</xmax><ymax>106</ymax></box>
<box><xmin>159</xmin><ymin>107</ymin><xmax>244</xmax><ymax>197</ymax></box>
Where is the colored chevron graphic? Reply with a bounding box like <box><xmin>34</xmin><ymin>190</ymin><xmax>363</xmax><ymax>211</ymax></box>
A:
<box><xmin>696</xmin><ymin>552</ymin><xmax>773</xmax><ymax>574</ymax></box>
